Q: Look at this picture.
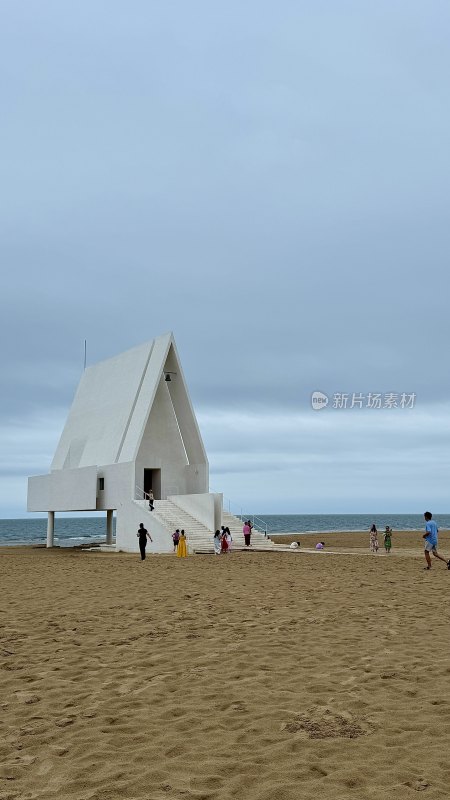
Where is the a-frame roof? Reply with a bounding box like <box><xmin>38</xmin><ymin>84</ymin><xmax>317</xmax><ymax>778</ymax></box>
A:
<box><xmin>51</xmin><ymin>332</ymin><xmax>207</xmax><ymax>471</ymax></box>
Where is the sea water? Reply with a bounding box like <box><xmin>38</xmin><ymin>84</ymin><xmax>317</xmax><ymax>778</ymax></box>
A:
<box><xmin>0</xmin><ymin>513</ymin><xmax>449</xmax><ymax>547</ymax></box>
<box><xmin>0</xmin><ymin>517</ymin><xmax>116</xmax><ymax>547</ymax></box>
<box><xmin>257</xmin><ymin>513</ymin><xmax>450</xmax><ymax>535</ymax></box>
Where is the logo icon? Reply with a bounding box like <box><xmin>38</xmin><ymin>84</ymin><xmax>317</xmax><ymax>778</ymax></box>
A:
<box><xmin>311</xmin><ymin>391</ymin><xmax>329</xmax><ymax>411</ymax></box>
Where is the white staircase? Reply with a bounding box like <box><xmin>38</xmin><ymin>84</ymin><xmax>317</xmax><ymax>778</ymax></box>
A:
<box><xmin>220</xmin><ymin>511</ymin><xmax>275</xmax><ymax>552</ymax></box>
<box><xmin>133</xmin><ymin>499</ymin><xmax>278</xmax><ymax>553</ymax></box>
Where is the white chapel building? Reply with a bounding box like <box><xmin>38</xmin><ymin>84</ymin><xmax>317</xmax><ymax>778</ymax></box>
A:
<box><xmin>27</xmin><ymin>333</ymin><xmax>274</xmax><ymax>553</ymax></box>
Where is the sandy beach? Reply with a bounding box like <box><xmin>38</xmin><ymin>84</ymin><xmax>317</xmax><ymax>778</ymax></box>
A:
<box><xmin>274</xmin><ymin>528</ymin><xmax>450</xmax><ymax>551</ymax></box>
<box><xmin>2</xmin><ymin>538</ymin><xmax>450</xmax><ymax>800</ymax></box>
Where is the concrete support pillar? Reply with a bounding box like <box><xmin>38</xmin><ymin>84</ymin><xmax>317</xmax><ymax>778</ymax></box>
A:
<box><xmin>47</xmin><ymin>511</ymin><xmax>55</xmax><ymax>548</ymax></box>
<box><xmin>106</xmin><ymin>510</ymin><xmax>114</xmax><ymax>545</ymax></box>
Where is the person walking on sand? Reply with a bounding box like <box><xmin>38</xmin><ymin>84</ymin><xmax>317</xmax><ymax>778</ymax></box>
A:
<box><xmin>243</xmin><ymin>520</ymin><xmax>251</xmax><ymax>547</ymax></box>
<box><xmin>176</xmin><ymin>530</ymin><xmax>188</xmax><ymax>558</ymax></box>
<box><xmin>225</xmin><ymin>527</ymin><xmax>232</xmax><ymax>552</ymax></box>
<box><xmin>213</xmin><ymin>530</ymin><xmax>221</xmax><ymax>555</ymax></box>
<box><xmin>137</xmin><ymin>523</ymin><xmax>152</xmax><ymax>560</ymax></box>
<box><xmin>422</xmin><ymin>512</ymin><xmax>450</xmax><ymax>571</ymax></box>
<box><xmin>369</xmin><ymin>524</ymin><xmax>379</xmax><ymax>553</ymax></box>
<box><xmin>384</xmin><ymin>526</ymin><xmax>392</xmax><ymax>554</ymax></box>
<box><xmin>172</xmin><ymin>529</ymin><xmax>180</xmax><ymax>552</ymax></box>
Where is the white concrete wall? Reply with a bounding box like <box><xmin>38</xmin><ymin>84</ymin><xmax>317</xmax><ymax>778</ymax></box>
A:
<box><xmin>213</xmin><ymin>493</ymin><xmax>223</xmax><ymax>532</ymax></box>
<box><xmin>184</xmin><ymin>463</ymin><xmax>208</xmax><ymax>494</ymax></box>
<box><xmin>116</xmin><ymin>500</ymin><xmax>173</xmax><ymax>554</ymax></box>
<box><xmin>96</xmin><ymin>462</ymin><xmax>134</xmax><ymax>511</ymax></box>
<box><xmin>51</xmin><ymin>342</ymin><xmax>153</xmax><ymax>470</ymax></box>
<box><xmin>28</xmin><ymin>333</ymin><xmax>211</xmax><ymax>528</ymax></box>
<box><xmin>135</xmin><ymin>381</ymin><xmax>208</xmax><ymax>499</ymax></box>
<box><xmin>27</xmin><ymin>466</ymin><xmax>98</xmax><ymax>512</ymax></box>
<box><xmin>119</xmin><ymin>334</ymin><xmax>170</xmax><ymax>463</ymax></box>
<box><xmin>135</xmin><ymin>380</ymin><xmax>189</xmax><ymax>498</ymax></box>
<box><xmin>168</xmin><ymin>492</ymin><xmax>219</xmax><ymax>531</ymax></box>
<box><xmin>164</xmin><ymin>342</ymin><xmax>209</xmax><ymax>474</ymax></box>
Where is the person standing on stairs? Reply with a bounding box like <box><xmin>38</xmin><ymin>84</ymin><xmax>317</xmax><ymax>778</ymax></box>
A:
<box><xmin>148</xmin><ymin>490</ymin><xmax>154</xmax><ymax>511</ymax></box>
<box><xmin>243</xmin><ymin>520</ymin><xmax>251</xmax><ymax>547</ymax></box>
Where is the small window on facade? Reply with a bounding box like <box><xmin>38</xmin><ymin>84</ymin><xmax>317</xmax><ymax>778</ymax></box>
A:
<box><xmin>99</xmin><ymin>478</ymin><xmax>104</xmax><ymax>491</ymax></box>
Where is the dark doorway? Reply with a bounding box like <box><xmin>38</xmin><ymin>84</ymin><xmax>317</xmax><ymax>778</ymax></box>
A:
<box><xmin>144</xmin><ymin>469</ymin><xmax>161</xmax><ymax>500</ymax></box>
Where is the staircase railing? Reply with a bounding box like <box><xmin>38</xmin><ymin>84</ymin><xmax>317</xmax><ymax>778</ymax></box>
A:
<box><xmin>134</xmin><ymin>488</ymin><xmax>196</xmax><ymax>552</ymax></box>
<box><xmin>211</xmin><ymin>489</ymin><xmax>269</xmax><ymax>536</ymax></box>
<box><xmin>136</xmin><ymin>486</ymin><xmax>270</xmax><ymax>537</ymax></box>
<box><xmin>135</xmin><ymin>485</ymin><xmax>156</xmax><ymax>505</ymax></box>
<box><xmin>213</xmin><ymin>492</ymin><xmax>244</xmax><ymax>520</ymax></box>
<box><xmin>250</xmin><ymin>515</ymin><xmax>269</xmax><ymax>537</ymax></box>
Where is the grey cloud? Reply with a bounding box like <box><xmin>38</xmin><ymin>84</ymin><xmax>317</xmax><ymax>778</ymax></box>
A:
<box><xmin>1</xmin><ymin>1</ymin><xmax>450</xmax><ymax>514</ymax></box>
<box><xmin>201</xmin><ymin>405</ymin><xmax>450</xmax><ymax>458</ymax></box>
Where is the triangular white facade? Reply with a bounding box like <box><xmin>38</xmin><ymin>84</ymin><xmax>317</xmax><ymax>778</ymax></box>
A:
<box><xmin>28</xmin><ymin>333</ymin><xmax>220</xmax><ymax>552</ymax></box>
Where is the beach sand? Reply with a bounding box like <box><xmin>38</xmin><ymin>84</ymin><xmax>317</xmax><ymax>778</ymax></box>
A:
<box><xmin>273</xmin><ymin>529</ymin><xmax>450</xmax><ymax>551</ymax></box>
<box><xmin>1</xmin><ymin>540</ymin><xmax>450</xmax><ymax>800</ymax></box>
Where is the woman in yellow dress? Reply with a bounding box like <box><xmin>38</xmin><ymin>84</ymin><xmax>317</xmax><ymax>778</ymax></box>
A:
<box><xmin>176</xmin><ymin>529</ymin><xmax>188</xmax><ymax>558</ymax></box>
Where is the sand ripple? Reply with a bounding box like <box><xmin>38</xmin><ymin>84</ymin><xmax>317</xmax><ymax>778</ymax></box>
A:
<box><xmin>1</xmin><ymin>544</ymin><xmax>450</xmax><ymax>799</ymax></box>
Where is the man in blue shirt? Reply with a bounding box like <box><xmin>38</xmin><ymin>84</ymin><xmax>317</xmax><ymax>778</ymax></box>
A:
<box><xmin>423</xmin><ymin>511</ymin><xmax>450</xmax><ymax>570</ymax></box>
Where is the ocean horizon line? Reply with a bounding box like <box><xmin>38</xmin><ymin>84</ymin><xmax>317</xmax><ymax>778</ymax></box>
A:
<box><xmin>3</xmin><ymin>511</ymin><xmax>450</xmax><ymax>522</ymax></box>
<box><xmin>0</xmin><ymin>513</ymin><xmax>447</xmax><ymax>548</ymax></box>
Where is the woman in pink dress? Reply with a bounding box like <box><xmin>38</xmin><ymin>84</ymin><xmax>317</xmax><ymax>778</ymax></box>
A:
<box><xmin>243</xmin><ymin>521</ymin><xmax>251</xmax><ymax>547</ymax></box>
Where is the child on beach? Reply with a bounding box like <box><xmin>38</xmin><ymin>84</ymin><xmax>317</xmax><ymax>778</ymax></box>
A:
<box><xmin>384</xmin><ymin>527</ymin><xmax>392</xmax><ymax>553</ymax></box>
<box><xmin>422</xmin><ymin>512</ymin><xmax>450</xmax><ymax>571</ymax></box>
<box><xmin>172</xmin><ymin>529</ymin><xmax>180</xmax><ymax>552</ymax></box>
<box><xmin>221</xmin><ymin>531</ymin><xmax>229</xmax><ymax>554</ymax></box>
<box><xmin>213</xmin><ymin>530</ymin><xmax>221</xmax><ymax>555</ymax></box>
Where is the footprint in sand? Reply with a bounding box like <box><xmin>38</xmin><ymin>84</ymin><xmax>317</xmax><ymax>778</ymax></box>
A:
<box><xmin>14</xmin><ymin>692</ymin><xmax>41</xmax><ymax>705</ymax></box>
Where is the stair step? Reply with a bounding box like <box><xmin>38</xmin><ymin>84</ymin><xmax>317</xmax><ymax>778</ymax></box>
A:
<box><xmin>133</xmin><ymin>498</ymin><xmax>278</xmax><ymax>553</ymax></box>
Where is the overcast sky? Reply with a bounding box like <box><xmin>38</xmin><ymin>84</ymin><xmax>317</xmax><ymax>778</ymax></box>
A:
<box><xmin>2</xmin><ymin>1</ymin><xmax>450</xmax><ymax>518</ymax></box>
